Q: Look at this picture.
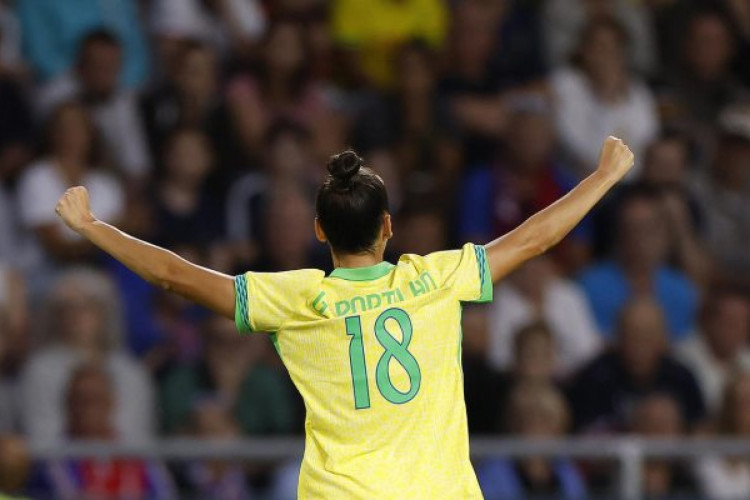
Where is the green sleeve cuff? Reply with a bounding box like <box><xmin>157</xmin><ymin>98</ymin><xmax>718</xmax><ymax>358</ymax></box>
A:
<box><xmin>234</xmin><ymin>274</ymin><xmax>252</xmax><ymax>333</ymax></box>
<box><xmin>474</xmin><ymin>245</ymin><xmax>493</xmax><ymax>303</ymax></box>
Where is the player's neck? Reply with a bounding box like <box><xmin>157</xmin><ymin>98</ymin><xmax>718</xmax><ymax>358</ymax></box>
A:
<box><xmin>332</xmin><ymin>252</ymin><xmax>384</xmax><ymax>269</ymax></box>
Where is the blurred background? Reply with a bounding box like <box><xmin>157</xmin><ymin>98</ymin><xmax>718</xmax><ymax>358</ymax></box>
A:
<box><xmin>0</xmin><ymin>0</ymin><xmax>750</xmax><ymax>498</ymax></box>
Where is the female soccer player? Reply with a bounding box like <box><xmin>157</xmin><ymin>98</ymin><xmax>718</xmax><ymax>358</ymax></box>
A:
<box><xmin>56</xmin><ymin>136</ymin><xmax>633</xmax><ymax>499</ymax></box>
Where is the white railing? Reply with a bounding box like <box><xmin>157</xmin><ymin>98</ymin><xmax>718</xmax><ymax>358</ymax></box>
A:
<box><xmin>30</xmin><ymin>437</ymin><xmax>750</xmax><ymax>499</ymax></box>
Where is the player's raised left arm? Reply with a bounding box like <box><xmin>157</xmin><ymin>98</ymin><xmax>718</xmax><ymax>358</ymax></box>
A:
<box><xmin>485</xmin><ymin>136</ymin><xmax>634</xmax><ymax>283</ymax></box>
<box><xmin>55</xmin><ymin>186</ymin><xmax>236</xmax><ymax>319</ymax></box>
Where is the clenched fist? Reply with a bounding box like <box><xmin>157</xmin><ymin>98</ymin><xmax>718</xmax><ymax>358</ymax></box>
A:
<box><xmin>596</xmin><ymin>136</ymin><xmax>635</xmax><ymax>181</ymax></box>
<box><xmin>55</xmin><ymin>186</ymin><xmax>96</xmax><ymax>233</ymax></box>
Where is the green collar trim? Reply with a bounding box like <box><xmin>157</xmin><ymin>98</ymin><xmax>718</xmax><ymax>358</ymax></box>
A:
<box><xmin>329</xmin><ymin>261</ymin><xmax>395</xmax><ymax>281</ymax></box>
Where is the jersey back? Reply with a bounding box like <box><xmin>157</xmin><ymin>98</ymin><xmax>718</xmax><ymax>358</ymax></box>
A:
<box><xmin>234</xmin><ymin>243</ymin><xmax>493</xmax><ymax>499</ymax></box>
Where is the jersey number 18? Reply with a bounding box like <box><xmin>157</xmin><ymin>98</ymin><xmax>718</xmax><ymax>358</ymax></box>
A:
<box><xmin>346</xmin><ymin>308</ymin><xmax>421</xmax><ymax>409</ymax></box>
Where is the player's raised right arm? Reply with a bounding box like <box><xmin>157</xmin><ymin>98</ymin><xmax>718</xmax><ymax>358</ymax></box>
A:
<box><xmin>55</xmin><ymin>186</ymin><xmax>235</xmax><ymax>319</ymax></box>
<box><xmin>484</xmin><ymin>136</ymin><xmax>635</xmax><ymax>283</ymax></box>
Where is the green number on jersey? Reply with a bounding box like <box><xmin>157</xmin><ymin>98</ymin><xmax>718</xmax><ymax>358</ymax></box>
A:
<box><xmin>346</xmin><ymin>308</ymin><xmax>422</xmax><ymax>409</ymax></box>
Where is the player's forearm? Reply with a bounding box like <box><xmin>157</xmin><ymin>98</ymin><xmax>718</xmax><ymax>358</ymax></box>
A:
<box><xmin>521</xmin><ymin>170</ymin><xmax>617</xmax><ymax>254</ymax></box>
<box><xmin>79</xmin><ymin>219</ymin><xmax>185</xmax><ymax>289</ymax></box>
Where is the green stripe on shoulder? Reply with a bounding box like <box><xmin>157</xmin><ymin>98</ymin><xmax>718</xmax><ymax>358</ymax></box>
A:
<box><xmin>234</xmin><ymin>274</ymin><xmax>252</xmax><ymax>333</ymax></box>
<box><xmin>473</xmin><ymin>245</ymin><xmax>493</xmax><ymax>303</ymax></box>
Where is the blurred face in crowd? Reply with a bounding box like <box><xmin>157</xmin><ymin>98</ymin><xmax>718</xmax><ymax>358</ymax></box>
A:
<box><xmin>685</xmin><ymin>14</ymin><xmax>734</xmax><ymax>80</ymax></box>
<box><xmin>49</xmin><ymin>103</ymin><xmax>94</xmax><ymax>162</ymax></box>
<box><xmin>579</xmin><ymin>22</ymin><xmax>627</xmax><ymax>82</ymax></box>
<box><xmin>617</xmin><ymin>299</ymin><xmax>668</xmax><ymax>382</ymax></box>
<box><xmin>267</xmin><ymin>127</ymin><xmax>311</xmax><ymax>179</ymax></box>
<box><xmin>0</xmin><ymin>435</ymin><xmax>30</xmax><ymax>494</ymax></box>
<box><xmin>164</xmin><ymin>129</ymin><xmax>213</xmax><ymax>188</ymax></box>
<box><xmin>631</xmin><ymin>395</ymin><xmax>683</xmax><ymax>436</ymax></box>
<box><xmin>192</xmin><ymin>400</ymin><xmax>239</xmax><ymax>439</ymax></box>
<box><xmin>722</xmin><ymin>374</ymin><xmax>750</xmax><ymax>435</ymax></box>
<box><xmin>398</xmin><ymin>211</ymin><xmax>447</xmax><ymax>256</ymax></box>
<box><xmin>264</xmin><ymin>22</ymin><xmax>305</xmax><ymax>76</ymax></box>
<box><xmin>451</xmin><ymin>10</ymin><xmax>496</xmax><ymax>78</ymax></box>
<box><xmin>397</xmin><ymin>45</ymin><xmax>435</xmax><ymax>96</ymax></box>
<box><xmin>714</xmin><ymin>137</ymin><xmax>750</xmax><ymax>190</ymax></box>
<box><xmin>66</xmin><ymin>366</ymin><xmax>114</xmax><ymax>439</ymax></box>
<box><xmin>177</xmin><ymin>45</ymin><xmax>217</xmax><ymax>101</ymax></box>
<box><xmin>510</xmin><ymin>256</ymin><xmax>555</xmax><ymax>302</ymax></box>
<box><xmin>508</xmin><ymin>383</ymin><xmax>569</xmax><ymax>437</ymax></box>
<box><xmin>506</xmin><ymin>110</ymin><xmax>555</xmax><ymax>169</ymax></box>
<box><xmin>55</xmin><ymin>286</ymin><xmax>106</xmax><ymax>350</ymax></box>
<box><xmin>703</xmin><ymin>293</ymin><xmax>750</xmax><ymax>361</ymax></box>
<box><xmin>617</xmin><ymin>196</ymin><xmax>669</xmax><ymax>270</ymax></box>
<box><xmin>513</xmin><ymin>325</ymin><xmax>555</xmax><ymax>381</ymax></box>
<box><xmin>266</xmin><ymin>186</ymin><xmax>314</xmax><ymax>270</ymax></box>
<box><xmin>643</xmin><ymin>138</ymin><xmax>689</xmax><ymax>188</ymax></box>
<box><xmin>78</xmin><ymin>39</ymin><xmax>122</xmax><ymax>98</ymax></box>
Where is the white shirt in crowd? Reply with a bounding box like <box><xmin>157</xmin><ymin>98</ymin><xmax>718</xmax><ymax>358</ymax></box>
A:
<box><xmin>16</xmin><ymin>159</ymin><xmax>124</xmax><ymax>269</ymax></box>
<box><xmin>36</xmin><ymin>73</ymin><xmax>151</xmax><ymax>178</ymax></box>
<box><xmin>677</xmin><ymin>334</ymin><xmax>750</xmax><ymax>411</ymax></box>
<box><xmin>20</xmin><ymin>346</ymin><xmax>155</xmax><ymax>446</ymax></box>
<box><xmin>695</xmin><ymin>457</ymin><xmax>750</xmax><ymax>500</ymax></box>
<box><xmin>551</xmin><ymin>67</ymin><xmax>659</xmax><ymax>177</ymax></box>
<box><xmin>488</xmin><ymin>278</ymin><xmax>602</xmax><ymax>375</ymax></box>
<box><xmin>150</xmin><ymin>0</ymin><xmax>266</xmax><ymax>52</ymax></box>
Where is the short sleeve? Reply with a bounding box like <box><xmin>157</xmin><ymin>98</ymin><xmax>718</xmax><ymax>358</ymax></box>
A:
<box><xmin>422</xmin><ymin>243</ymin><xmax>493</xmax><ymax>304</ymax></box>
<box><xmin>233</xmin><ymin>269</ymin><xmax>323</xmax><ymax>334</ymax></box>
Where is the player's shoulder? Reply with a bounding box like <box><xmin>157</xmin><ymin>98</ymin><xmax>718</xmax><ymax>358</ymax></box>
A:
<box><xmin>398</xmin><ymin>243</ymin><xmax>477</xmax><ymax>269</ymax></box>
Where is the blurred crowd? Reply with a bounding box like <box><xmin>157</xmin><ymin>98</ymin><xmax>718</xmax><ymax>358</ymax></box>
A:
<box><xmin>1</xmin><ymin>0</ymin><xmax>750</xmax><ymax>498</ymax></box>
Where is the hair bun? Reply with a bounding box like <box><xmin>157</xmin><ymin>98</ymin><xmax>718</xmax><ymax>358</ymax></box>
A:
<box><xmin>327</xmin><ymin>150</ymin><xmax>363</xmax><ymax>184</ymax></box>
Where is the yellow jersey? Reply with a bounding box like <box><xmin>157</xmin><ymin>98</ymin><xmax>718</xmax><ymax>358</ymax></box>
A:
<box><xmin>234</xmin><ymin>243</ymin><xmax>492</xmax><ymax>499</ymax></box>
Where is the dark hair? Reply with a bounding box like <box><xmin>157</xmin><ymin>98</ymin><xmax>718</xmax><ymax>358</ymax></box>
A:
<box><xmin>43</xmin><ymin>100</ymin><xmax>102</xmax><ymax>167</ymax></box>
<box><xmin>572</xmin><ymin>16</ymin><xmax>629</xmax><ymax>67</ymax></box>
<box><xmin>78</xmin><ymin>28</ymin><xmax>121</xmax><ymax>54</ymax></box>
<box><xmin>315</xmin><ymin>150</ymin><xmax>389</xmax><ymax>254</ymax></box>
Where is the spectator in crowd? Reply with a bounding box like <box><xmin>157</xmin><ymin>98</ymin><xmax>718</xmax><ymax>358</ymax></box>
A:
<box><xmin>181</xmin><ymin>400</ymin><xmax>253</xmax><ymax>499</ymax></box>
<box><xmin>476</xmin><ymin>381</ymin><xmax>587</xmax><ymax>499</ymax></box>
<box><xmin>0</xmin><ymin>265</ymin><xmax>26</xmax><ymax>434</ymax></box>
<box><xmin>678</xmin><ymin>290</ymin><xmax>750</xmax><ymax>411</ymax></box>
<box><xmin>459</xmin><ymin>96</ymin><xmax>585</xmax><ymax>250</ymax></box>
<box><xmin>629</xmin><ymin>394</ymin><xmax>699</xmax><ymax>499</ymax></box>
<box><xmin>392</xmin><ymin>203</ymin><xmax>449</xmax><ymax>259</ymax></box>
<box><xmin>439</xmin><ymin>3</ymin><xmax>512</xmax><ymax>166</ymax></box>
<box><xmin>487</xmin><ymin>255</ymin><xmax>601</xmax><ymax>377</ymax></box>
<box><xmin>695</xmin><ymin>372</ymin><xmax>750</xmax><ymax>499</ymax></box>
<box><xmin>34</xmin><ymin>364</ymin><xmax>175</xmax><ymax>499</ymax></box>
<box><xmin>471</xmin><ymin>322</ymin><xmax>559</xmax><ymax>435</ymax></box>
<box><xmin>17</xmin><ymin>0</ymin><xmax>148</xmax><ymax>86</ymax></box>
<box><xmin>0</xmin><ymin>434</ymin><xmax>31</xmax><ymax>497</ymax></box>
<box><xmin>141</xmin><ymin>40</ymin><xmax>235</xmax><ymax>179</ymax></box>
<box><xmin>256</xmin><ymin>185</ymin><xmax>319</xmax><ymax>272</ymax></box>
<box><xmin>151</xmin><ymin>127</ymin><xmax>222</xmax><ymax>252</ymax></box>
<box><xmin>579</xmin><ymin>187</ymin><xmax>698</xmax><ymax>340</ymax></box>
<box><xmin>149</xmin><ymin>0</ymin><xmax>266</xmax><ymax>58</ymax></box>
<box><xmin>16</xmin><ymin>102</ymin><xmax>124</xmax><ymax>274</ymax></box>
<box><xmin>461</xmin><ymin>305</ymin><xmax>499</xmax><ymax>435</ymax></box>
<box><xmin>0</xmin><ymin>49</ymin><xmax>33</xmax><ymax>265</ymax></box>
<box><xmin>657</xmin><ymin>9</ymin><xmax>748</xmax><ymax>162</ymax></box>
<box><xmin>354</xmin><ymin>40</ymin><xmax>460</xmax><ymax>197</ymax></box>
<box><xmin>224</xmin><ymin>120</ymin><xmax>318</xmax><ymax>271</ymax></box>
<box><xmin>551</xmin><ymin>18</ymin><xmax>659</xmax><ymax>178</ymax></box>
<box><xmin>693</xmin><ymin>104</ymin><xmax>750</xmax><ymax>283</ymax></box>
<box><xmin>543</xmin><ymin>0</ymin><xmax>657</xmax><ymax>75</ymax></box>
<box><xmin>36</xmin><ymin>30</ymin><xmax>151</xmax><ymax>180</ymax></box>
<box><xmin>227</xmin><ymin>19</ymin><xmax>344</xmax><ymax>167</ymax></box>
<box><xmin>568</xmin><ymin>298</ymin><xmax>705</xmax><ymax>433</ymax></box>
<box><xmin>19</xmin><ymin>268</ymin><xmax>155</xmax><ymax>446</ymax></box>
<box><xmin>160</xmin><ymin>315</ymin><xmax>296</xmax><ymax>436</ymax></box>
<box><xmin>331</xmin><ymin>0</ymin><xmax>447</xmax><ymax>88</ymax></box>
